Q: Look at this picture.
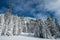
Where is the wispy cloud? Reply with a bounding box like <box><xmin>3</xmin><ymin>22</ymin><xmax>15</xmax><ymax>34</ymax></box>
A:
<box><xmin>45</xmin><ymin>0</ymin><xmax>60</xmax><ymax>23</ymax></box>
<box><xmin>46</xmin><ymin>0</ymin><xmax>60</xmax><ymax>15</ymax></box>
<box><xmin>11</xmin><ymin>0</ymin><xmax>55</xmax><ymax>18</ymax></box>
<box><xmin>0</xmin><ymin>0</ymin><xmax>60</xmax><ymax>19</ymax></box>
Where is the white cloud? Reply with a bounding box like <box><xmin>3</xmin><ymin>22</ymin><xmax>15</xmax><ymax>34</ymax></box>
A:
<box><xmin>44</xmin><ymin>0</ymin><xmax>60</xmax><ymax>24</ymax></box>
<box><xmin>45</xmin><ymin>0</ymin><xmax>60</xmax><ymax>16</ymax></box>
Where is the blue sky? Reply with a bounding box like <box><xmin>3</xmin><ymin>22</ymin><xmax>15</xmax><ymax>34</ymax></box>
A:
<box><xmin>0</xmin><ymin>0</ymin><xmax>60</xmax><ymax>20</ymax></box>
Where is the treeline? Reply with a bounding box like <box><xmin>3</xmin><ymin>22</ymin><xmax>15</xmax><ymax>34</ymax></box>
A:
<box><xmin>31</xmin><ymin>16</ymin><xmax>60</xmax><ymax>39</ymax></box>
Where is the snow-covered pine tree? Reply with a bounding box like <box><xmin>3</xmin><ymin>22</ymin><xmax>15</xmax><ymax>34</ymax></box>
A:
<box><xmin>45</xmin><ymin>15</ymin><xmax>60</xmax><ymax>39</ymax></box>
<box><xmin>53</xmin><ymin>18</ymin><xmax>60</xmax><ymax>38</ymax></box>
<box><xmin>34</xmin><ymin>19</ymin><xmax>44</xmax><ymax>38</ymax></box>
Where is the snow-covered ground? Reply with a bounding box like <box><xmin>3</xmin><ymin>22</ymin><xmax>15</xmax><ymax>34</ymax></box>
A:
<box><xmin>0</xmin><ymin>36</ymin><xmax>59</xmax><ymax>40</ymax></box>
<box><xmin>20</xmin><ymin>32</ymin><xmax>34</xmax><ymax>37</ymax></box>
<box><xmin>0</xmin><ymin>32</ymin><xmax>60</xmax><ymax>40</ymax></box>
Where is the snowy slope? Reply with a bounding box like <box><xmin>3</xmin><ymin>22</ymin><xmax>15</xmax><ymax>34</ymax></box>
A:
<box><xmin>0</xmin><ymin>36</ymin><xmax>59</xmax><ymax>40</ymax></box>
